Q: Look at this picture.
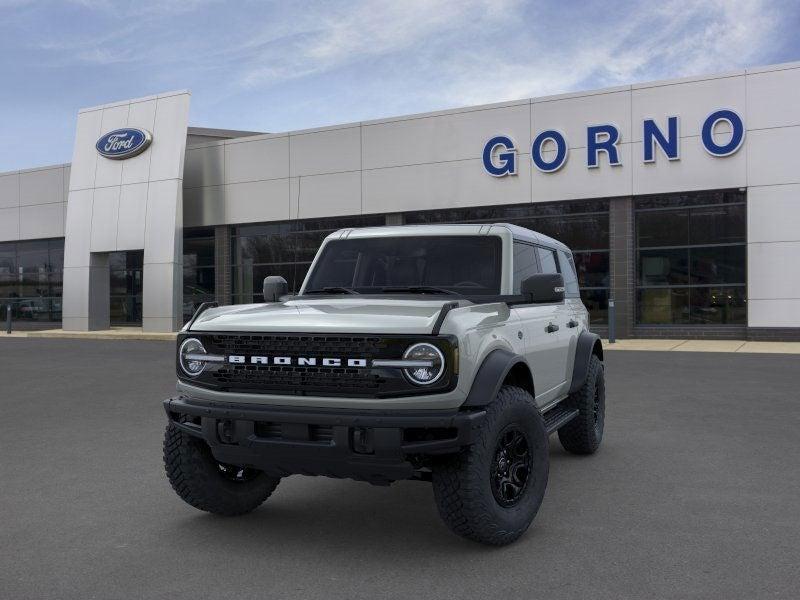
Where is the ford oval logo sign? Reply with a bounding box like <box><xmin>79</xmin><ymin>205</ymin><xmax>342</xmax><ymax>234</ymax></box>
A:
<box><xmin>95</xmin><ymin>128</ymin><xmax>152</xmax><ymax>160</ymax></box>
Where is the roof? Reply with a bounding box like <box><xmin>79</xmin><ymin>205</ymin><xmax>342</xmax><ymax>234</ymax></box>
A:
<box><xmin>326</xmin><ymin>223</ymin><xmax>572</xmax><ymax>253</ymax></box>
<box><xmin>496</xmin><ymin>223</ymin><xmax>570</xmax><ymax>252</ymax></box>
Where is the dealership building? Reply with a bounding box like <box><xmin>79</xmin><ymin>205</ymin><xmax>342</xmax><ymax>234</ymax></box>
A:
<box><xmin>1</xmin><ymin>60</ymin><xmax>799</xmax><ymax>339</ymax></box>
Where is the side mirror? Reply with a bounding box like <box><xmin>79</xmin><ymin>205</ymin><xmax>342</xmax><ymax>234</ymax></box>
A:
<box><xmin>521</xmin><ymin>273</ymin><xmax>565</xmax><ymax>303</ymax></box>
<box><xmin>263</xmin><ymin>276</ymin><xmax>289</xmax><ymax>302</ymax></box>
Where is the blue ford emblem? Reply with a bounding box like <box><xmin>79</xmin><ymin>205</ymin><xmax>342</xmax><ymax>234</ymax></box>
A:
<box><xmin>96</xmin><ymin>128</ymin><xmax>152</xmax><ymax>160</ymax></box>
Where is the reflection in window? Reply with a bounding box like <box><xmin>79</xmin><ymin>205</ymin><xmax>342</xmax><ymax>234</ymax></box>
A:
<box><xmin>231</xmin><ymin>215</ymin><xmax>385</xmax><ymax>304</ymax></box>
<box><xmin>513</xmin><ymin>243</ymin><xmax>539</xmax><ymax>293</ymax></box>
<box><xmin>635</xmin><ymin>190</ymin><xmax>746</xmax><ymax>325</ymax></box>
<box><xmin>109</xmin><ymin>250</ymin><xmax>143</xmax><ymax>325</ymax></box>
<box><xmin>537</xmin><ymin>247</ymin><xmax>559</xmax><ymax>274</ymax></box>
<box><xmin>559</xmin><ymin>251</ymin><xmax>580</xmax><ymax>298</ymax></box>
<box><xmin>0</xmin><ymin>238</ymin><xmax>64</xmax><ymax>324</ymax></box>
<box><xmin>183</xmin><ymin>228</ymin><xmax>216</xmax><ymax>322</ymax></box>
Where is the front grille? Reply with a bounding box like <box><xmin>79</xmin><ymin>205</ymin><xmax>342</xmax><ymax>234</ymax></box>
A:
<box><xmin>206</xmin><ymin>334</ymin><xmax>387</xmax><ymax>395</ymax></box>
<box><xmin>183</xmin><ymin>333</ymin><xmax>456</xmax><ymax>398</ymax></box>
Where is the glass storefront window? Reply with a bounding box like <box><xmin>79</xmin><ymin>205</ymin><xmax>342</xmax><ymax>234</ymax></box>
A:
<box><xmin>635</xmin><ymin>190</ymin><xmax>746</xmax><ymax>325</ymax></box>
<box><xmin>183</xmin><ymin>228</ymin><xmax>216</xmax><ymax>322</ymax></box>
<box><xmin>230</xmin><ymin>215</ymin><xmax>384</xmax><ymax>303</ymax></box>
<box><xmin>573</xmin><ymin>252</ymin><xmax>609</xmax><ymax>288</ymax></box>
<box><xmin>109</xmin><ymin>251</ymin><xmax>143</xmax><ymax>325</ymax></box>
<box><xmin>639</xmin><ymin>249</ymin><xmax>690</xmax><ymax>286</ymax></box>
<box><xmin>0</xmin><ymin>238</ymin><xmax>64</xmax><ymax>324</ymax></box>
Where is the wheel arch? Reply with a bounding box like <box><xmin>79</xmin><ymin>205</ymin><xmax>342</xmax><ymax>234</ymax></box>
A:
<box><xmin>568</xmin><ymin>331</ymin><xmax>603</xmax><ymax>394</ymax></box>
<box><xmin>463</xmin><ymin>348</ymin><xmax>534</xmax><ymax>407</ymax></box>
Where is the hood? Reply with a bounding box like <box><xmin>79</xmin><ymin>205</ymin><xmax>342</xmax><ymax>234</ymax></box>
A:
<box><xmin>188</xmin><ymin>297</ymin><xmax>458</xmax><ymax>335</ymax></box>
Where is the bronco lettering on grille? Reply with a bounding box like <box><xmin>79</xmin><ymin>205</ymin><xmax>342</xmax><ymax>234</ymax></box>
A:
<box><xmin>228</xmin><ymin>355</ymin><xmax>368</xmax><ymax>368</ymax></box>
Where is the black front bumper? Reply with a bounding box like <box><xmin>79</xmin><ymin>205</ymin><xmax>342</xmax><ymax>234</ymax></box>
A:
<box><xmin>163</xmin><ymin>396</ymin><xmax>486</xmax><ymax>484</ymax></box>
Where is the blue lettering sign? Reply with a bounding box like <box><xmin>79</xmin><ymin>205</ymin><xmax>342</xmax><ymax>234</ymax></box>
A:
<box><xmin>587</xmin><ymin>124</ymin><xmax>621</xmax><ymax>168</ymax></box>
<box><xmin>531</xmin><ymin>130</ymin><xmax>568</xmax><ymax>173</ymax></box>
<box><xmin>643</xmin><ymin>116</ymin><xmax>679</xmax><ymax>162</ymax></box>
<box><xmin>482</xmin><ymin>135</ymin><xmax>517</xmax><ymax>176</ymax></box>
<box><xmin>482</xmin><ymin>108</ymin><xmax>745</xmax><ymax>176</ymax></box>
<box><xmin>701</xmin><ymin>109</ymin><xmax>745</xmax><ymax>157</ymax></box>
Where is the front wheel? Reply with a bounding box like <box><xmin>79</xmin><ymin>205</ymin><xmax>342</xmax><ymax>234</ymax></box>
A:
<box><xmin>432</xmin><ymin>386</ymin><xmax>549</xmax><ymax>545</ymax></box>
<box><xmin>163</xmin><ymin>422</ymin><xmax>280</xmax><ymax>516</ymax></box>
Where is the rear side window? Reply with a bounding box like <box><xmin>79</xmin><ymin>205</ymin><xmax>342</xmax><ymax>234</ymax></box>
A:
<box><xmin>513</xmin><ymin>242</ymin><xmax>539</xmax><ymax>293</ymax></box>
<box><xmin>536</xmin><ymin>247</ymin><xmax>559</xmax><ymax>274</ymax></box>
<box><xmin>558</xmin><ymin>250</ymin><xmax>580</xmax><ymax>298</ymax></box>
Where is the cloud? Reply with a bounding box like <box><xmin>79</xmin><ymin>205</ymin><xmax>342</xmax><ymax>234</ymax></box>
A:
<box><xmin>15</xmin><ymin>0</ymin><xmax>787</xmax><ymax>101</ymax></box>
<box><xmin>235</xmin><ymin>0</ymin><xmax>521</xmax><ymax>88</ymax></box>
<box><xmin>215</xmin><ymin>0</ymin><xmax>787</xmax><ymax>113</ymax></box>
<box><xmin>430</xmin><ymin>0</ymin><xmax>784</xmax><ymax>106</ymax></box>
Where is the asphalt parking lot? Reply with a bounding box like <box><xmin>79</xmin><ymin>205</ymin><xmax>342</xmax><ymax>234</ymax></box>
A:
<box><xmin>1</xmin><ymin>339</ymin><xmax>798</xmax><ymax>599</ymax></box>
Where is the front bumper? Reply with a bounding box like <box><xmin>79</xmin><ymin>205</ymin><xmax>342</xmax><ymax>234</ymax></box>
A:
<box><xmin>163</xmin><ymin>395</ymin><xmax>486</xmax><ymax>484</ymax></box>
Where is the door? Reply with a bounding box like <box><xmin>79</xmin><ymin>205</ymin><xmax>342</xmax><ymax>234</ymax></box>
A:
<box><xmin>512</xmin><ymin>242</ymin><xmax>570</xmax><ymax>406</ymax></box>
<box><xmin>517</xmin><ymin>302</ymin><xmax>567</xmax><ymax>405</ymax></box>
<box><xmin>557</xmin><ymin>249</ymin><xmax>583</xmax><ymax>388</ymax></box>
<box><xmin>109</xmin><ymin>251</ymin><xmax>143</xmax><ymax>326</ymax></box>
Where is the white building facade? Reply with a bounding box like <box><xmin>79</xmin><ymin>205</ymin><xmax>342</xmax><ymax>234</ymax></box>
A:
<box><xmin>1</xmin><ymin>61</ymin><xmax>798</xmax><ymax>339</ymax></box>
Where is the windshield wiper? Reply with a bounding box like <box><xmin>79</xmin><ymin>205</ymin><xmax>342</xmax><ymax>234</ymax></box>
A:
<box><xmin>304</xmin><ymin>286</ymin><xmax>360</xmax><ymax>295</ymax></box>
<box><xmin>380</xmin><ymin>286</ymin><xmax>459</xmax><ymax>296</ymax></box>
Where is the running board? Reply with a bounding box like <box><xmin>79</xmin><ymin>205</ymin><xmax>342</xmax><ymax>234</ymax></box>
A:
<box><xmin>543</xmin><ymin>405</ymin><xmax>579</xmax><ymax>434</ymax></box>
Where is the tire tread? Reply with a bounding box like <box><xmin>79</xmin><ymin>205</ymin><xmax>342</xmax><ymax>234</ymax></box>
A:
<box><xmin>163</xmin><ymin>422</ymin><xmax>279</xmax><ymax>516</ymax></box>
<box><xmin>558</xmin><ymin>354</ymin><xmax>604</xmax><ymax>455</ymax></box>
<box><xmin>432</xmin><ymin>386</ymin><xmax>549</xmax><ymax>545</ymax></box>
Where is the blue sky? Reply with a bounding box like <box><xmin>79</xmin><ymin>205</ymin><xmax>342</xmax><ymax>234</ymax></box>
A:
<box><xmin>1</xmin><ymin>0</ymin><xmax>798</xmax><ymax>171</ymax></box>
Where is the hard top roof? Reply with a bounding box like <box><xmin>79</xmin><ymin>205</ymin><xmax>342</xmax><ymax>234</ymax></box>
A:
<box><xmin>328</xmin><ymin>223</ymin><xmax>572</xmax><ymax>253</ymax></box>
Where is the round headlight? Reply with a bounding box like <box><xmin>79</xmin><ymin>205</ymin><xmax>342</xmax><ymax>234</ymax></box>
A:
<box><xmin>179</xmin><ymin>337</ymin><xmax>207</xmax><ymax>377</ymax></box>
<box><xmin>403</xmin><ymin>343</ymin><xmax>445</xmax><ymax>385</ymax></box>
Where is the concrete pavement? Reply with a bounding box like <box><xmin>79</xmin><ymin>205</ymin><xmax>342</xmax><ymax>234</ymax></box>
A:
<box><xmin>0</xmin><ymin>338</ymin><xmax>798</xmax><ymax>599</ymax></box>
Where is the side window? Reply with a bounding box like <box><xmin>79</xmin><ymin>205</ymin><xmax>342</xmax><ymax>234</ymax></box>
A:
<box><xmin>558</xmin><ymin>250</ymin><xmax>580</xmax><ymax>298</ymax></box>
<box><xmin>536</xmin><ymin>247</ymin><xmax>559</xmax><ymax>275</ymax></box>
<box><xmin>513</xmin><ymin>242</ymin><xmax>539</xmax><ymax>293</ymax></box>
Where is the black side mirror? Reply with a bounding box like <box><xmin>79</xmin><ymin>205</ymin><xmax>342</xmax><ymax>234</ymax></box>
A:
<box><xmin>521</xmin><ymin>273</ymin><xmax>565</xmax><ymax>303</ymax></box>
<box><xmin>263</xmin><ymin>276</ymin><xmax>289</xmax><ymax>302</ymax></box>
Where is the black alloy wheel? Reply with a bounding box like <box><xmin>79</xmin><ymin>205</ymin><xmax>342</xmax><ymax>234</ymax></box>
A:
<box><xmin>490</xmin><ymin>425</ymin><xmax>533</xmax><ymax>507</ymax></box>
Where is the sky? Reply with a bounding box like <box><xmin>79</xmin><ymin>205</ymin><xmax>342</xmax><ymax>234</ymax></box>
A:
<box><xmin>0</xmin><ymin>0</ymin><xmax>798</xmax><ymax>171</ymax></box>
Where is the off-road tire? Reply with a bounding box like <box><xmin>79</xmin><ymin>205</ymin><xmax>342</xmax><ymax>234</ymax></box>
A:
<box><xmin>163</xmin><ymin>422</ymin><xmax>280</xmax><ymax>516</ymax></box>
<box><xmin>558</xmin><ymin>354</ymin><xmax>605</xmax><ymax>455</ymax></box>
<box><xmin>432</xmin><ymin>385</ymin><xmax>549</xmax><ymax>545</ymax></box>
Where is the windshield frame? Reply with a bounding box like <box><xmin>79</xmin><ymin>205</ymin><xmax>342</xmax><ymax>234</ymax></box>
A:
<box><xmin>299</xmin><ymin>233</ymin><xmax>508</xmax><ymax>298</ymax></box>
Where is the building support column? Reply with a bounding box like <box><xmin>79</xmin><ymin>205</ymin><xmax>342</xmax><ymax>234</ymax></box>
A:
<box><xmin>215</xmin><ymin>225</ymin><xmax>232</xmax><ymax>305</ymax></box>
<box><xmin>608</xmin><ymin>197</ymin><xmax>634</xmax><ymax>339</ymax></box>
<box><xmin>63</xmin><ymin>252</ymin><xmax>110</xmax><ymax>331</ymax></box>
<box><xmin>87</xmin><ymin>253</ymin><xmax>111</xmax><ymax>330</ymax></box>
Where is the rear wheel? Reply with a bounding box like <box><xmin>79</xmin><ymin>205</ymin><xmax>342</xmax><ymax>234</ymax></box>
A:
<box><xmin>558</xmin><ymin>354</ymin><xmax>605</xmax><ymax>454</ymax></box>
<box><xmin>163</xmin><ymin>422</ymin><xmax>280</xmax><ymax>516</ymax></box>
<box><xmin>432</xmin><ymin>385</ymin><xmax>549</xmax><ymax>545</ymax></box>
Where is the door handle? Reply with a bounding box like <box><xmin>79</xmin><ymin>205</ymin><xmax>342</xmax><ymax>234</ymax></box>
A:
<box><xmin>567</xmin><ymin>320</ymin><xmax>579</xmax><ymax>328</ymax></box>
<box><xmin>545</xmin><ymin>322</ymin><xmax>559</xmax><ymax>333</ymax></box>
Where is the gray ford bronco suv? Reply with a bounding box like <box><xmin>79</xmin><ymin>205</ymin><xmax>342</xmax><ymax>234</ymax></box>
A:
<box><xmin>163</xmin><ymin>223</ymin><xmax>605</xmax><ymax>545</ymax></box>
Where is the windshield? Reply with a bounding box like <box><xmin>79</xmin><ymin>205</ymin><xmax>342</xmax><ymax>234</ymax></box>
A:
<box><xmin>303</xmin><ymin>235</ymin><xmax>502</xmax><ymax>295</ymax></box>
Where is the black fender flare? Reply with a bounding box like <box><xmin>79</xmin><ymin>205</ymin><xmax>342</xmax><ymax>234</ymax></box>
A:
<box><xmin>462</xmin><ymin>348</ymin><xmax>530</xmax><ymax>408</ymax></box>
<box><xmin>568</xmin><ymin>331</ymin><xmax>603</xmax><ymax>394</ymax></box>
